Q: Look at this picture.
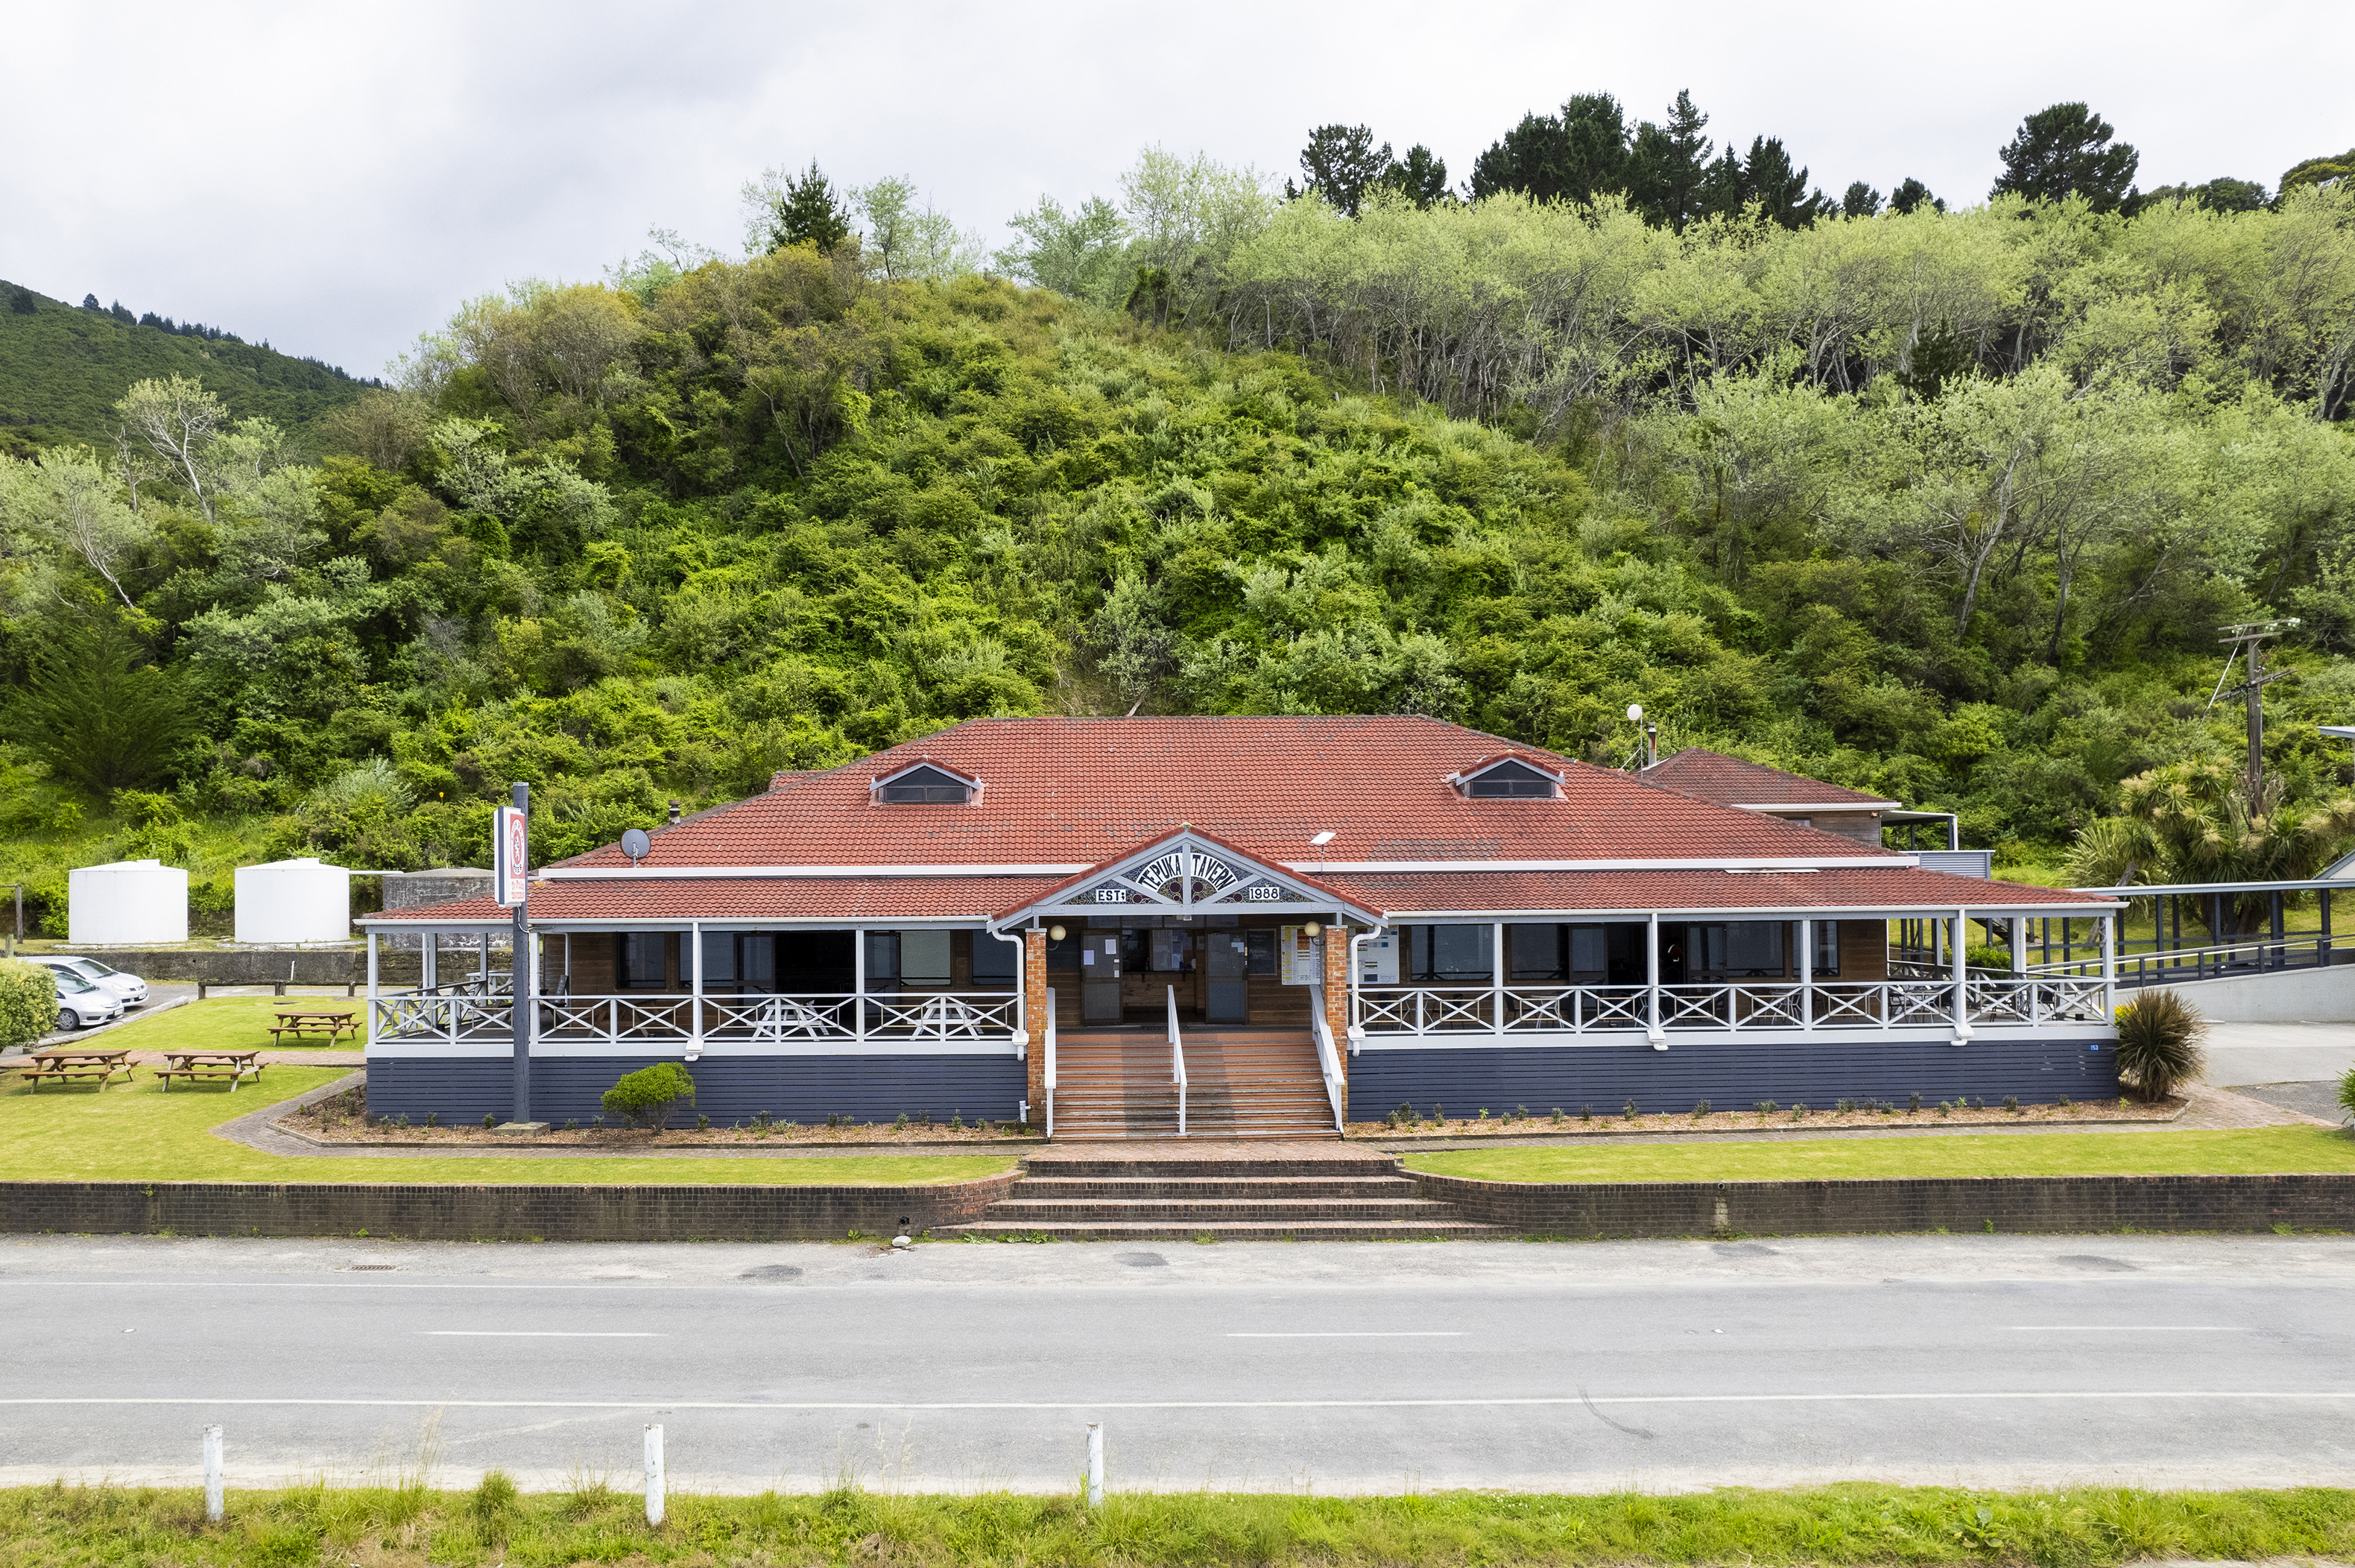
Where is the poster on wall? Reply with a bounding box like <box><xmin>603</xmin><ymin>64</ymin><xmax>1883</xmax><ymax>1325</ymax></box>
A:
<box><xmin>1357</xmin><ymin>930</ymin><xmax>1399</xmax><ymax>985</ymax></box>
<box><xmin>1279</xmin><ymin>925</ymin><xmax>1322</xmax><ymax>984</ymax></box>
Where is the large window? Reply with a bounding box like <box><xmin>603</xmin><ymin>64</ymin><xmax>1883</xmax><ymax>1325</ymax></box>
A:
<box><xmin>699</xmin><ymin>932</ymin><xmax>737</xmax><ymax>985</ymax></box>
<box><xmin>972</xmin><ymin>932</ymin><xmax>1018</xmax><ymax>988</ymax></box>
<box><xmin>619</xmin><ymin>932</ymin><xmax>668</xmax><ymax>990</ymax></box>
<box><xmin>1692</xmin><ymin>922</ymin><xmax>1785</xmax><ymax>977</ymax></box>
<box><xmin>1813</xmin><ymin>920</ymin><xmax>1841</xmax><ymax>976</ymax></box>
<box><xmin>1407</xmin><ymin>924</ymin><xmax>1494</xmax><ymax>984</ymax></box>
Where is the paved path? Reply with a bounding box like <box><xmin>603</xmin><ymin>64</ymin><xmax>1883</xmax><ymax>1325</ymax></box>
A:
<box><xmin>2</xmin><ymin>1233</ymin><xmax>2351</xmax><ymax>1493</ymax></box>
<box><xmin>2204</xmin><ymin>1022</ymin><xmax>2355</xmax><ymax>1087</ymax></box>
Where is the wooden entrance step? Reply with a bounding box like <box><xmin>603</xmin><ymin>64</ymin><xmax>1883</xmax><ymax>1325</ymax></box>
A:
<box><xmin>1051</xmin><ymin>1027</ymin><xmax>1337</xmax><ymax>1142</ymax></box>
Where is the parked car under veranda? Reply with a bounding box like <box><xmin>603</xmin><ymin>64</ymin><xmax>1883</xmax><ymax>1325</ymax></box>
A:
<box><xmin>48</xmin><ymin>968</ymin><xmax>124</xmax><ymax>1031</ymax></box>
<box><xmin>35</xmin><ymin>955</ymin><xmax>149</xmax><ymax>1008</ymax></box>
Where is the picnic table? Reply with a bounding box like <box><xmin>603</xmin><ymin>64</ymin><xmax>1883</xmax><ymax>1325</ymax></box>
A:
<box><xmin>155</xmin><ymin>1049</ymin><xmax>264</xmax><ymax>1093</ymax></box>
<box><xmin>19</xmin><ymin>1047</ymin><xmax>134</xmax><ymax>1092</ymax></box>
<box><xmin>270</xmin><ymin>1008</ymin><xmax>358</xmax><ymax>1045</ymax></box>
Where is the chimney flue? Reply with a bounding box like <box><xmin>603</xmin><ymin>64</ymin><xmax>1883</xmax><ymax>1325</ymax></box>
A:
<box><xmin>666</xmin><ymin>799</ymin><xmax>682</xmax><ymax>825</ymax></box>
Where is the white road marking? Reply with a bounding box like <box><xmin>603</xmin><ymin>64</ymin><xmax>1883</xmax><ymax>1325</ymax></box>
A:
<box><xmin>423</xmin><ymin>1332</ymin><xmax>663</xmax><ymax>1338</ymax></box>
<box><xmin>2</xmin><ymin>1391</ymin><xmax>2350</xmax><ymax>1412</ymax></box>
<box><xmin>1227</xmin><ymin>1332</ymin><xmax>1465</xmax><ymax>1338</ymax></box>
<box><xmin>2005</xmin><ymin>1326</ymin><xmax>2248</xmax><ymax>1332</ymax></box>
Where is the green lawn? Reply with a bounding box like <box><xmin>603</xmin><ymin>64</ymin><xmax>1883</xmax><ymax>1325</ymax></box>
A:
<box><xmin>0</xmin><ymin>1069</ymin><xmax>1014</xmax><ymax>1186</ymax></box>
<box><xmin>87</xmin><ymin>994</ymin><xmax>365</xmax><ymax>1052</ymax></box>
<box><xmin>1407</xmin><ymin>1126</ymin><xmax>2355</xmax><ymax>1184</ymax></box>
<box><xmin>4</xmin><ymin>1481</ymin><xmax>2352</xmax><ymax>1566</ymax></box>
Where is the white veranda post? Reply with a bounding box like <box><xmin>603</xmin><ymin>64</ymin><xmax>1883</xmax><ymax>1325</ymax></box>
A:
<box><xmin>1797</xmin><ymin>917</ymin><xmax>1811</xmax><ymax>1029</ymax></box>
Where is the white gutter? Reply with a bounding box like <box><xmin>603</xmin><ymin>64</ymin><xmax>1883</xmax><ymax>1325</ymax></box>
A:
<box><xmin>541</xmin><ymin>863</ymin><xmax>1090</xmax><ymax>879</ymax></box>
<box><xmin>1280</xmin><ymin>856</ymin><xmax>1917</xmax><ymax>873</ymax></box>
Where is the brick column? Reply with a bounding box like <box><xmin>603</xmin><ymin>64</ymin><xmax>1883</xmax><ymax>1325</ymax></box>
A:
<box><xmin>1321</xmin><ymin>923</ymin><xmax>1350</xmax><ymax>1114</ymax></box>
<box><xmin>1023</xmin><ymin>927</ymin><xmax>1049</xmax><ymax>1127</ymax></box>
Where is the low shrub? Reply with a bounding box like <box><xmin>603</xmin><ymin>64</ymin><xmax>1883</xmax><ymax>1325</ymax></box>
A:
<box><xmin>0</xmin><ymin>958</ymin><xmax>51</xmax><ymax>1050</ymax></box>
<box><xmin>2114</xmin><ymin>989</ymin><xmax>2208</xmax><ymax>1102</ymax></box>
<box><xmin>599</xmin><ymin>1063</ymin><xmax>698</xmax><ymax>1130</ymax></box>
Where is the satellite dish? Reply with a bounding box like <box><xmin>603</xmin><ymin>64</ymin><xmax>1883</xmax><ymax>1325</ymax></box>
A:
<box><xmin>620</xmin><ymin>828</ymin><xmax>652</xmax><ymax>864</ymax></box>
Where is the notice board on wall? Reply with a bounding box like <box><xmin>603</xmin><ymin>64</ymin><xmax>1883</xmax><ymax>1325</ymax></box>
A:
<box><xmin>1356</xmin><ymin>930</ymin><xmax>1399</xmax><ymax>985</ymax></box>
<box><xmin>1279</xmin><ymin>926</ymin><xmax>1323</xmax><ymax>985</ymax></box>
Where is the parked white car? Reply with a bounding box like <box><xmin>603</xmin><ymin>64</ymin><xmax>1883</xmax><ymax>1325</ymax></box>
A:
<box><xmin>50</xmin><ymin>969</ymin><xmax>124</xmax><ymax>1031</ymax></box>
<box><xmin>37</xmin><ymin>955</ymin><xmax>149</xmax><ymax>1008</ymax></box>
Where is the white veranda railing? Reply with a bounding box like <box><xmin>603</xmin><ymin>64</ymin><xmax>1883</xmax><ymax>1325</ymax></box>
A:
<box><xmin>371</xmin><ymin>990</ymin><xmax>1023</xmax><ymax>1048</ymax></box>
<box><xmin>1353</xmin><ymin>976</ymin><xmax>2111</xmax><ymax>1036</ymax></box>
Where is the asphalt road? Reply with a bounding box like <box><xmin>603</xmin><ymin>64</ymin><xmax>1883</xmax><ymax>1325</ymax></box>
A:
<box><xmin>4</xmin><ymin>1234</ymin><xmax>2352</xmax><ymax>1494</ymax></box>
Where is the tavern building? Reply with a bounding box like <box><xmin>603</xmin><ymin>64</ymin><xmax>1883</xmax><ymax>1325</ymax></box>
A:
<box><xmin>359</xmin><ymin>716</ymin><xmax>2123</xmax><ymax>1136</ymax></box>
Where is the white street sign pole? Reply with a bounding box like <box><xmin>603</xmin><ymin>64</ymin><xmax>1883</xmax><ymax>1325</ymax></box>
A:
<box><xmin>202</xmin><ymin>1424</ymin><xmax>224</xmax><ymax>1523</ymax></box>
<box><xmin>645</xmin><ymin>1423</ymin><xmax>665</xmax><ymax>1526</ymax></box>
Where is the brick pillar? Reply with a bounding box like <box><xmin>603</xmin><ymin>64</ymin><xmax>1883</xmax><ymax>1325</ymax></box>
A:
<box><xmin>1023</xmin><ymin>927</ymin><xmax>1049</xmax><ymax>1128</ymax></box>
<box><xmin>1321</xmin><ymin>923</ymin><xmax>1350</xmax><ymax>1116</ymax></box>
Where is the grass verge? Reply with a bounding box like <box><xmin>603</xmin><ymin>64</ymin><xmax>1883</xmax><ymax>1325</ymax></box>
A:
<box><xmin>6</xmin><ymin>1479</ymin><xmax>2355</xmax><ymax>1565</ymax></box>
<box><xmin>1406</xmin><ymin>1126</ymin><xmax>2355</xmax><ymax>1184</ymax></box>
<box><xmin>0</xmin><ymin>1069</ymin><xmax>1013</xmax><ymax>1186</ymax></box>
<box><xmin>75</xmin><ymin>994</ymin><xmax>366</xmax><ymax>1052</ymax></box>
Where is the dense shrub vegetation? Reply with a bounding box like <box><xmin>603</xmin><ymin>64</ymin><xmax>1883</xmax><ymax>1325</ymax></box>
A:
<box><xmin>1</xmin><ymin>152</ymin><xmax>2352</xmax><ymax>933</ymax></box>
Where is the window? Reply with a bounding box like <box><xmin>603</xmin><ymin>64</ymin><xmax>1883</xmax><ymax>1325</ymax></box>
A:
<box><xmin>900</xmin><ymin>929</ymin><xmax>952</xmax><ymax>983</ymax></box>
<box><xmin>1459</xmin><ymin>758</ymin><xmax>1558</xmax><ymax>799</ymax></box>
<box><xmin>876</xmin><ymin>764</ymin><xmax>974</xmax><ymax>803</ymax></box>
<box><xmin>1507</xmin><ymin>923</ymin><xmax>1567</xmax><ymax>983</ymax></box>
<box><xmin>1570</xmin><ymin>926</ymin><xmax>1608</xmax><ymax>975</ymax></box>
<box><xmin>619</xmin><ymin>932</ymin><xmax>668</xmax><ymax>990</ymax></box>
<box><xmin>1245</xmin><ymin>929</ymin><xmax>1277</xmax><ymax>975</ymax></box>
<box><xmin>1407</xmin><ymin>924</ymin><xmax>1494</xmax><ymax>983</ymax></box>
<box><xmin>1692</xmin><ymin>922</ymin><xmax>1783</xmax><ymax>976</ymax></box>
<box><xmin>699</xmin><ymin>932</ymin><xmax>737</xmax><ymax>985</ymax></box>
<box><xmin>972</xmin><ymin>932</ymin><xmax>1019</xmax><ymax>987</ymax></box>
<box><xmin>1812</xmin><ymin>920</ymin><xmax>1841</xmax><ymax>976</ymax></box>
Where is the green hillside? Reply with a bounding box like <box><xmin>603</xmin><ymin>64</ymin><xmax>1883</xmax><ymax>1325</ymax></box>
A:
<box><xmin>0</xmin><ymin>281</ymin><xmax>370</xmax><ymax>455</ymax></box>
<box><xmin>1</xmin><ymin>177</ymin><xmax>2353</xmax><ymax>935</ymax></box>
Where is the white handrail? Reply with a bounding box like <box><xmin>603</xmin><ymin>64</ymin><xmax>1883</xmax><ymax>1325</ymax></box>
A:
<box><xmin>1309</xmin><ymin>1007</ymin><xmax>1346</xmax><ymax>1131</ymax></box>
<box><xmin>1167</xmin><ymin>984</ymin><xmax>1187</xmax><ymax>1137</ymax></box>
<box><xmin>1044</xmin><ymin>987</ymin><xmax>1058</xmax><ymax>1140</ymax></box>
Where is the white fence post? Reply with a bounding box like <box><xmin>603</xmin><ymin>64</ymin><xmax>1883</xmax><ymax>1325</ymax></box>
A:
<box><xmin>645</xmin><ymin>1423</ymin><xmax>665</xmax><ymax>1526</ymax></box>
<box><xmin>202</xmin><ymin>1424</ymin><xmax>224</xmax><ymax>1523</ymax></box>
<box><xmin>1086</xmin><ymin>1421</ymin><xmax>1104</xmax><ymax>1508</ymax></box>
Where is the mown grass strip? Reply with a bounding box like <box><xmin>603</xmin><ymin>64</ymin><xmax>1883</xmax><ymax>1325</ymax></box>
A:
<box><xmin>0</xmin><ymin>1068</ymin><xmax>1013</xmax><ymax>1186</ymax></box>
<box><xmin>1406</xmin><ymin>1126</ymin><xmax>2355</xmax><ymax>1185</ymax></box>
<box><xmin>5</xmin><ymin>1479</ymin><xmax>2355</xmax><ymax>1566</ymax></box>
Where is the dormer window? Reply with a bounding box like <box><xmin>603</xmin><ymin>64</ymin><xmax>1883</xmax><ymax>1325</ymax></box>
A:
<box><xmin>1453</xmin><ymin>756</ymin><xmax>1562</xmax><ymax>800</ymax></box>
<box><xmin>873</xmin><ymin>761</ymin><xmax>979</xmax><ymax>804</ymax></box>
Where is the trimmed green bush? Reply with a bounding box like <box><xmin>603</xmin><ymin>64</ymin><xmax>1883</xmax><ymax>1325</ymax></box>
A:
<box><xmin>2114</xmin><ymin>989</ymin><xmax>2208</xmax><ymax>1103</ymax></box>
<box><xmin>0</xmin><ymin>958</ymin><xmax>52</xmax><ymax>1050</ymax></box>
<box><xmin>2336</xmin><ymin>1064</ymin><xmax>2355</xmax><ymax>1125</ymax></box>
<box><xmin>600</xmin><ymin>1062</ymin><xmax>697</xmax><ymax>1131</ymax></box>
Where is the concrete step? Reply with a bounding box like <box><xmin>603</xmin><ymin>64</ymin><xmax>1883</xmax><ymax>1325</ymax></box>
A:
<box><xmin>1008</xmin><ymin>1175</ymin><xmax>1423</xmax><ymax>1199</ymax></box>
<box><xmin>1028</xmin><ymin>1154</ymin><xmax>1399</xmax><ymax>1177</ymax></box>
<box><xmin>981</xmin><ymin>1197</ymin><xmax>1455</xmax><ymax>1223</ymax></box>
<box><xmin>937</xmin><ymin>1219</ymin><xmax>1509</xmax><ymax>1241</ymax></box>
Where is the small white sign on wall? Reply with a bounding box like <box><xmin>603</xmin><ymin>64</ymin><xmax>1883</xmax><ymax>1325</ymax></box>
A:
<box><xmin>1357</xmin><ymin>931</ymin><xmax>1399</xmax><ymax>985</ymax></box>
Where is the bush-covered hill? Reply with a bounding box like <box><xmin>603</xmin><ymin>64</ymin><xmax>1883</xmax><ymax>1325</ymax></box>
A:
<box><xmin>0</xmin><ymin>281</ymin><xmax>371</xmax><ymax>455</ymax></box>
<box><xmin>2</xmin><ymin>183</ymin><xmax>2353</xmax><ymax>935</ymax></box>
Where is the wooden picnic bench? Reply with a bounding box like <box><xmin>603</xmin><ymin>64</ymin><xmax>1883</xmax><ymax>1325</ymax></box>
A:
<box><xmin>18</xmin><ymin>1047</ymin><xmax>134</xmax><ymax>1092</ymax></box>
<box><xmin>154</xmin><ymin>1049</ymin><xmax>264</xmax><ymax>1092</ymax></box>
<box><xmin>270</xmin><ymin>1009</ymin><xmax>358</xmax><ymax>1045</ymax></box>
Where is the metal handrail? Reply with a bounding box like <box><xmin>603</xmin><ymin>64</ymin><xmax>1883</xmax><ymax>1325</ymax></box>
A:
<box><xmin>1309</xmin><ymin>1007</ymin><xmax>1346</xmax><ymax>1131</ymax></box>
<box><xmin>1167</xmin><ymin>984</ymin><xmax>1187</xmax><ymax>1137</ymax></box>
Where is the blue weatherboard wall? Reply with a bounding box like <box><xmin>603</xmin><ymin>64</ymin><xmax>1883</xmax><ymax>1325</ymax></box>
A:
<box><xmin>367</xmin><ymin>1055</ymin><xmax>1028</xmax><ymax>1126</ymax></box>
<box><xmin>1347</xmin><ymin>1037</ymin><xmax>2119</xmax><ymax>1119</ymax></box>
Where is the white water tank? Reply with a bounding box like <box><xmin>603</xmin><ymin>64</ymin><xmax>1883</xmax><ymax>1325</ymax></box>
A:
<box><xmin>235</xmin><ymin>857</ymin><xmax>353</xmax><ymax>944</ymax></box>
<box><xmin>68</xmin><ymin>859</ymin><xmax>189</xmax><ymax>944</ymax></box>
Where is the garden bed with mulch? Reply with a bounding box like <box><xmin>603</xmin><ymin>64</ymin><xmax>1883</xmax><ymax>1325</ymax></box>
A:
<box><xmin>274</xmin><ymin>1084</ymin><xmax>1042</xmax><ymax>1149</ymax></box>
<box><xmin>1347</xmin><ymin>1093</ymin><xmax>2184</xmax><ymax>1142</ymax></box>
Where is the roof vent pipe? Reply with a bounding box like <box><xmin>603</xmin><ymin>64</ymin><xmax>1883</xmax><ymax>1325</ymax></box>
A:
<box><xmin>667</xmin><ymin>800</ymin><xmax>682</xmax><ymax>826</ymax></box>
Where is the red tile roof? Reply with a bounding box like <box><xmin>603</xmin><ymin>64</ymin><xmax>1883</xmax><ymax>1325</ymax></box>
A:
<box><xmin>1322</xmin><ymin>867</ymin><xmax>2113</xmax><ymax>914</ymax></box>
<box><xmin>552</xmin><ymin>717</ymin><xmax>1898</xmax><ymax>873</ymax></box>
<box><xmin>364</xmin><ymin>876</ymin><xmax>1065</xmax><ymax>925</ymax></box>
<box><xmin>359</xmin><ymin>865</ymin><xmax>2109</xmax><ymax>927</ymax></box>
<box><xmin>1640</xmin><ymin>747</ymin><xmax>1892</xmax><ymax>808</ymax></box>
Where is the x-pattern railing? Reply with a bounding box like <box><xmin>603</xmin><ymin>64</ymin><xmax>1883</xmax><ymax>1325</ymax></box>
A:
<box><xmin>373</xmin><ymin>989</ymin><xmax>1022</xmax><ymax>1049</ymax></box>
<box><xmin>1356</xmin><ymin>976</ymin><xmax>2111</xmax><ymax>1037</ymax></box>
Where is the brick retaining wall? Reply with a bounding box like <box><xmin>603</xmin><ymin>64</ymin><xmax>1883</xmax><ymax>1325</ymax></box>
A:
<box><xmin>1413</xmin><ymin>1170</ymin><xmax>2355</xmax><ymax>1236</ymax></box>
<box><xmin>0</xmin><ymin>1174</ymin><xmax>1020</xmax><ymax>1242</ymax></box>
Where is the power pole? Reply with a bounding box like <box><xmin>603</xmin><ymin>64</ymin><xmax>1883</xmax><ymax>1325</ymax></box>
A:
<box><xmin>2210</xmin><ymin>620</ymin><xmax>2300</xmax><ymax>803</ymax></box>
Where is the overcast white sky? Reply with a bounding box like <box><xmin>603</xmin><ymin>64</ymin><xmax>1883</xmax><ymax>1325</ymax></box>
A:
<box><xmin>4</xmin><ymin>0</ymin><xmax>2349</xmax><ymax>379</ymax></box>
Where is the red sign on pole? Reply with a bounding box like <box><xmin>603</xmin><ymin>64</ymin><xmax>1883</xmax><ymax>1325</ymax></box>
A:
<box><xmin>495</xmin><ymin>806</ymin><xmax>528</xmax><ymax>907</ymax></box>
